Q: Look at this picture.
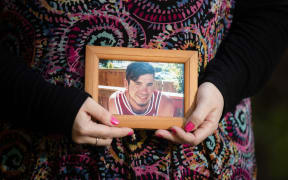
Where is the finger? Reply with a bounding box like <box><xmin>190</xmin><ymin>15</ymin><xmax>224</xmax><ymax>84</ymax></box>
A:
<box><xmin>189</xmin><ymin>104</ymin><xmax>222</xmax><ymax>143</ymax></box>
<box><xmin>84</xmin><ymin>97</ymin><xmax>119</xmax><ymax>126</ymax></box>
<box><xmin>189</xmin><ymin>118</ymin><xmax>218</xmax><ymax>145</ymax></box>
<box><xmin>155</xmin><ymin>129</ymin><xmax>183</xmax><ymax>144</ymax></box>
<box><xmin>92</xmin><ymin>124</ymin><xmax>134</xmax><ymax>138</ymax></box>
<box><xmin>171</xmin><ymin>112</ymin><xmax>219</xmax><ymax>145</ymax></box>
<box><xmin>73</xmin><ymin>136</ymin><xmax>113</xmax><ymax>146</ymax></box>
<box><xmin>81</xmin><ymin>122</ymin><xmax>134</xmax><ymax>139</ymax></box>
<box><xmin>166</xmin><ymin>125</ymin><xmax>199</xmax><ymax>145</ymax></box>
<box><xmin>74</xmin><ymin>109</ymin><xmax>134</xmax><ymax>139</ymax></box>
<box><xmin>164</xmin><ymin>127</ymin><xmax>196</xmax><ymax>144</ymax></box>
<box><xmin>157</xmin><ymin>125</ymin><xmax>211</xmax><ymax>146</ymax></box>
<box><xmin>184</xmin><ymin>82</ymin><xmax>224</xmax><ymax>133</ymax></box>
<box><xmin>184</xmin><ymin>100</ymin><xmax>210</xmax><ymax>132</ymax></box>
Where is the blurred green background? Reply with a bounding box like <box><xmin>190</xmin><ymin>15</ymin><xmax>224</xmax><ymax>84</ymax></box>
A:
<box><xmin>252</xmin><ymin>50</ymin><xmax>288</xmax><ymax>179</ymax></box>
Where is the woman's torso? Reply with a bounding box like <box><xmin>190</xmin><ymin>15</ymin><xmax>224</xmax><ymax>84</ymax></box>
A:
<box><xmin>0</xmin><ymin>1</ymin><xmax>256</xmax><ymax>179</ymax></box>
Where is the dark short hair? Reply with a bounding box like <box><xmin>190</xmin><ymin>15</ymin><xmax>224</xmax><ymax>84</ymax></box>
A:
<box><xmin>126</xmin><ymin>62</ymin><xmax>155</xmax><ymax>83</ymax></box>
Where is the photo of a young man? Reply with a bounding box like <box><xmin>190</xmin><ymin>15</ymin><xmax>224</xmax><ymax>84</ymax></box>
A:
<box><xmin>108</xmin><ymin>62</ymin><xmax>175</xmax><ymax>117</ymax></box>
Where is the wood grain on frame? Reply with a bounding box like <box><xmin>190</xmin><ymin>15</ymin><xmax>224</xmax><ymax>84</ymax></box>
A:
<box><xmin>85</xmin><ymin>46</ymin><xmax>198</xmax><ymax>129</ymax></box>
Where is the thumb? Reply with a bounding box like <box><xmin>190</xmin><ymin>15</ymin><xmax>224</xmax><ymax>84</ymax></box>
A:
<box><xmin>184</xmin><ymin>83</ymin><xmax>217</xmax><ymax>132</ymax></box>
<box><xmin>84</xmin><ymin>97</ymin><xmax>119</xmax><ymax>126</ymax></box>
<box><xmin>184</xmin><ymin>96</ymin><xmax>210</xmax><ymax>132</ymax></box>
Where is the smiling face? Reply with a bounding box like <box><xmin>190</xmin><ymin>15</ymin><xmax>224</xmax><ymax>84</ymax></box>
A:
<box><xmin>125</xmin><ymin>74</ymin><xmax>155</xmax><ymax>113</ymax></box>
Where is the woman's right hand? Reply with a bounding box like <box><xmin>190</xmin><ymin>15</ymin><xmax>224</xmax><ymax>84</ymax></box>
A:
<box><xmin>72</xmin><ymin>97</ymin><xmax>134</xmax><ymax>146</ymax></box>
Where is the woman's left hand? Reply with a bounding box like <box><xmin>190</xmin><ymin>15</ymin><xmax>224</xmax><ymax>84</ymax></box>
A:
<box><xmin>155</xmin><ymin>82</ymin><xmax>224</xmax><ymax>145</ymax></box>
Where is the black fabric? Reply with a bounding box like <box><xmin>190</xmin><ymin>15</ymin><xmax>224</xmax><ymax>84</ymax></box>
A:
<box><xmin>0</xmin><ymin>48</ymin><xmax>90</xmax><ymax>135</ymax></box>
<box><xmin>200</xmin><ymin>0</ymin><xmax>288</xmax><ymax>114</ymax></box>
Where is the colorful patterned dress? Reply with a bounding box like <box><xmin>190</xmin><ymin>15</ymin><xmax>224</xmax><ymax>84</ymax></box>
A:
<box><xmin>0</xmin><ymin>0</ymin><xmax>256</xmax><ymax>179</ymax></box>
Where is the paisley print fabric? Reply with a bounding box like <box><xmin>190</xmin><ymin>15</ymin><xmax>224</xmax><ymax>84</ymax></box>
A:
<box><xmin>0</xmin><ymin>0</ymin><xmax>256</xmax><ymax>179</ymax></box>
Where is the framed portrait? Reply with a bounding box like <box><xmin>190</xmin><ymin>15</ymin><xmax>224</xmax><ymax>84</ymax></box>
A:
<box><xmin>85</xmin><ymin>46</ymin><xmax>198</xmax><ymax>129</ymax></box>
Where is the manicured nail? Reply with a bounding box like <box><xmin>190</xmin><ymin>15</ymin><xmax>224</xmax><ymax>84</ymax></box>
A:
<box><xmin>110</xmin><ymin>116</ymin><xmax>119</xmax><ymax>125</ymax></box>
<box><xmin>171</xmin><ymin>128</ymin><xmax>177</xmax><ymax>135</ymax></box>
<box><xmin>184</xmin><ymin>122</ymin><xmax>195</xmax><ymax>132</ymax></box>
<box><xmin>128</xmin><ymin>131</ymin><xmax>134</xmax><ymax>136</ymax></box>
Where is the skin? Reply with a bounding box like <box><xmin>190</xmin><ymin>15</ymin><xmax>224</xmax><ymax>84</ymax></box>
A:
<box><xmin>109</xmin><ymin>74</ymin><xmax>174</xmax><ymax>117</ymax></box>
<box><xmin>108</xmin><ymin>93</ymin><xmax>118</xmax><ymax>115</ymax></box>
<box><xmin>157</xmin><ymin>94</ymin><xmax>174</xmax><ymax>117</ymax></box>
<box><xmin>73</xmin><ymin>81</ymin><xmax>223</xmax><ymax>147</ymax></box>
<box><xmin>125</xmin><ymin>74</ymin><xmax>155</xmax><ymax>114</ymax></box>
<box><xmin>155</xmin><ymin>82</ymin><xmax>224</xmax><ymax>145</ymax></box>
<box><xmin>72</xmin><ymin>97</ymin><xmax>134</xmax><ymax>146</ymax></box>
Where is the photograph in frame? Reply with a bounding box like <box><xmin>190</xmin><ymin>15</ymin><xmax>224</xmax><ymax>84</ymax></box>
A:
<box><xmin>85</xmin><ymin>46</ymin><xmax>198</xmax><ymax>129</ymax></box>
<box><xmin>98</xmin><ymin>60</ymin><xmax>185</xmax><ymax>118</ymax></box>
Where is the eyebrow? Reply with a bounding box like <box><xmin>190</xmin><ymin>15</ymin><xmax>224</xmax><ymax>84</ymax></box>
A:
<box><xmin>134</xmin><ymin>81</ymin><xmax>154</xmax><ymax>85</ymax></box>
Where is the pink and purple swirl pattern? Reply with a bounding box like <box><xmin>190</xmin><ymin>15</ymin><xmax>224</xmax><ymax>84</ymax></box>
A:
<box><xmin>0</xmin><ymin>0</ymin><xmax>256</xmax><ymax>179</ymax></box>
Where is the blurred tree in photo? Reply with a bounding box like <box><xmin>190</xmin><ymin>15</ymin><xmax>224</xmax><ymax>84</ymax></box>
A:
<box><xmin>154</xmin><ymin>62</ymin><xmax>184</xmax><ymax>93</ymax></box>
<box><xmin>99</xmin><ymin>60</ymin><xmax>185</xmax><ymax>94</ymax></box>
<box><xmin>169</xmin><ymin>63</ymin><xmax>184</xmax><ymax>93</ymax></box>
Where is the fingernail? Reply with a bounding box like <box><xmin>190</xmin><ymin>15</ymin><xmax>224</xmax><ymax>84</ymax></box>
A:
<box><xmin>128</xmin><ymin>131</ymin><xmax>134</xmax><ymax>136</ymax></box>
<box><xmin>156</xmin><ymin>134</ymin><xmax>162</xmax><ymax>138</ymax></box>
<box><xmin>110</xmin><ymin>116</ymin><xmax>119</xmax><ymax>125</ymax></box>
<box><xmin>184</xmin><ymin>122</ymin><xmax>195</xmax><ymax>132</ymax></box>
<box><xmin>171</xmin><ymin>128</ymin><xmax>177</xmax><ymax>135</ymax></box>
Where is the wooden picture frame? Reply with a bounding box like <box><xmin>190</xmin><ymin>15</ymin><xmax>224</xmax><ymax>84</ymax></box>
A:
<box><xmin>85</xmin><ymin>46</ymin><xmax>198</xmax><ymax>129</ymax></box>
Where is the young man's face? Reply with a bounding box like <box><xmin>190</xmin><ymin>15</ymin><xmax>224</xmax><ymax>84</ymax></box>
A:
<box><xmin>125</xmin><ymin>74</ymin><xmax>155</xmax><ymax>111</ymax></box>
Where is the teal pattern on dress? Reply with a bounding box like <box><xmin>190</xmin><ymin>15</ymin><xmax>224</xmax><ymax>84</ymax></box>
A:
<box><xmin>0</xmin><ymin>0</ymin><xmax>256</xmax><ymax>179</ymax></box>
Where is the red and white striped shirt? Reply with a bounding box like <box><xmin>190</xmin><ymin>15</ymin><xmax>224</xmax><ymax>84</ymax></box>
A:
<box><xmin>114</xmin><ymin>90</ymin><xmax>162</xmax><ymax>116</ymax></box>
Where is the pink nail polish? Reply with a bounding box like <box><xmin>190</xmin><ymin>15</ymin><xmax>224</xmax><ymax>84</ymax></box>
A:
<box><xmin>171</xmin><ymin>128</ymin><xmax>177</xmax><ymax>134</ymax></box>
<box><xmin>128</xmin><ymin>131</ymin><xmax>134</xmax><ymax>136</ymax></box>
<box><xmin>184</xmin><ymin>122</ymin><xmax>195</xmax><ymax>132</ymax></box>
<box><xmin>110</xmin><ymin>116</ymin><xmax>119</xmax><ymax>125</ymax></box>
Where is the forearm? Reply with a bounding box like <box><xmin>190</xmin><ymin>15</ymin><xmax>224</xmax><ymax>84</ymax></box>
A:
<box><xmin>200</xmin><ymin>0</ymin><xmax>288</xmax><ymax>113</ymax></box>
<box><xmin>0</xmin><ymin>50</ymin><xmax>90</xmax><ymax>134</ymax></box>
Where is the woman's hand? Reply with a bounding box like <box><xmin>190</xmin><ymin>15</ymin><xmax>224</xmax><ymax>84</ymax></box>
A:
<box><xmin>72</xmin><ymin>97</ymin><xmax>134</xmax><ymax>146</ymax></box>
<box><xmin>155</xmin><ymin>82</ymin><xmax>224</xmax><ymax>145</ymax></box>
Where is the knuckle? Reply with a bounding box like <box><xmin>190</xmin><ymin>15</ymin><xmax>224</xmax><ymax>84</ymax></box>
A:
<box><xmin>209</xmin><ymin>122</ymin><xmax>218</xmax><ymax>132</ymax></box>
<box><xmin>77</xmin><ymin>125</ymin><xmax>88</xmax><ymax>136</ymax></box>
<box><xmin>98</xmin><ymin>113</ymin><xmax>111</xmax><ymax>125</ymax></box>
<box><xmin>102</xmin><ymin>132</ymin><xmax>110</xmax><ymax>138</ymax></box>
<box><xmin>72</xmin><ymin>137</ymin><xmax>82</xmax><ymax>144</ymax></box>
<box><xmin>102</xmin><ymin>139</ymin><xmax>113</xmax><ymax>146</ymax></box>
<box><xmin>212</xmin><ymin>124</ymin><xmax>218</xmax><ymax>131</ymax></box>
<box><xmin>192</xmin><ymin>140</ymin><xmax>200</xmax><ymax>146</ymax></box>
<box><xmin>191</xmin><ymin>114</ymin><xmax>202</xmax><ymax>124</ymax></box>
<box><xmin>188</xmin><ymin>138</ymin><xmax>200</xmax><ymax>146</ymax></box>
<box><xmin>99</xmin><ymin>128</ymin><xmax>110</xmax><ymax>138</ymax></box>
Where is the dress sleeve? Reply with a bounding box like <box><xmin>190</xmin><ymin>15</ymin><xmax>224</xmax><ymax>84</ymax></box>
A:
<box><xmin>0</xmin><ymin>49</ymin><xmax>90</xmax><ymax>135</ymax></box>
<box><xmin>199</xmin><ymin>0</ymin><xmax>288</xmax><ymax>114</ymax></box>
